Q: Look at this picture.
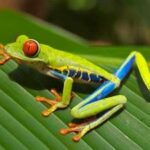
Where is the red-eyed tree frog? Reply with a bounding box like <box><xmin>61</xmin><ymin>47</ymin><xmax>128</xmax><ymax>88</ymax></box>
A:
<box><xmin>0</xmin><ymin>35</ymin><xmax>150</xmax><ymax>142</ymax></box>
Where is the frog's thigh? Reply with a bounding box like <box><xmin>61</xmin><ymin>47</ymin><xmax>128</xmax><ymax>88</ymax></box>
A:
<box><xmin>71</xmin><ymin>95</ymin><xmax>127</xmax><ymax>119</ymax></box>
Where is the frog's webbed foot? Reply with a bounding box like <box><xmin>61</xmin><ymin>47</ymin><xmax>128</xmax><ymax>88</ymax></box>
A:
<box><xmin>0</xmin><ymin>44</ymin><xmax>11</xmax><ymax>65</ymax></box>
<box><xmin>60</xmin><ymin>119</ymin><xmax>95</xmax><ymax>142</ymax></box>
<box><xmin>36</xmin><ymin>89</ymin><xmax>71</xmax><ymax>116</ymax></box>
<box><xmin>60</xmin><ymin>102</ymin><xmax>125</xmax><ymax>142</ymax></box>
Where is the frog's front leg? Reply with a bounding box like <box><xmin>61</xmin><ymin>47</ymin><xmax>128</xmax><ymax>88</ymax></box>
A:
<box><xmin>0</xmin><ymin>44</ymin><xmax>11</xmax><ymax>64</ymax></box>
<box><xmin>36</xmin><ymin>70</ymin><xmax>73</xmax><ymax>116</ymax></box>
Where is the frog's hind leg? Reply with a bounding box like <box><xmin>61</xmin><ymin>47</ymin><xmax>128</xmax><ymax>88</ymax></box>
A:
<box><xmin>60</xmin><ymin>95</ymin><xmax>126</xmax><ymax>142</ymax></box>
<box><xmin>114</xmin><ymin>51</ymin><xmax>150</xmax><ymax>89</ymax></box>
<box><xmin>60</xmin><ymin>51</ymin><xmax>150</xmax><ymax>142</ymax></box>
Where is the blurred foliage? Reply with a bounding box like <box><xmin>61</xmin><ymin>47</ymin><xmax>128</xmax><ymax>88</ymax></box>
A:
<box><xmin>45</xmin><ymin>0</ymin><xmax>150</xmax><ymax>44</ymax></box>
<box><xmin>1</xmin><ymin>0</ymin><xmax>150</xmax><ymax>44</ymax></box>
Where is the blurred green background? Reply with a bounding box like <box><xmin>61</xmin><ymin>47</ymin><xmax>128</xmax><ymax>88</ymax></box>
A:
<box><xmin>1</xmin><ymin>0</ymin><xmax>150</xmax><ymax>45</ymax></box>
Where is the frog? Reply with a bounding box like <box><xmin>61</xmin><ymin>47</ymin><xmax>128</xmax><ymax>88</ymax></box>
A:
<box><xmin>0</xmin><ymin>35</ymin><xmax>150</xmax><ymax>142</ymax></box>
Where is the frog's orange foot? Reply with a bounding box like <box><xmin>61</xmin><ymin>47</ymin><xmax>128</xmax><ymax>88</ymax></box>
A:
<box><xmin>0</xmin><ymin>45</ymin><xmax>11</xmax><ymax>65</ymax></box>
<box><xmin>50</xmin><ymin>88</ymin><xmax>62</xmax><ymax>101</ymax></box>
<box><xmin>60</xmin><ymin>117</ymin><xmax>97</xmax><ymax>142</ymax></box>
<box><xmin>60</xmin><ymin>123</ymin><xmax>88</xmax><ymax>142</ymax></box>
<box><xmin>68</xmin><ymin>116</ymin><xmax>97</xmax><ymax>128</ymax></box>
<box><xmin>36</xmin><ymin>89</ymin><xmax>62</xmax><ymax>116</ymax></box>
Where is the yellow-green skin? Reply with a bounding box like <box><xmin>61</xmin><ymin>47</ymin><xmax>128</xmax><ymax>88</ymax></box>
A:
<box><xmin>5</xmin><ymin>35</ymin><xmax>119</xmax><ymax>84</ymax></box>
<box><xmin>4</xmin><ymin>35</ymin><xmax>150</xmax><ymax>141</ymax></box>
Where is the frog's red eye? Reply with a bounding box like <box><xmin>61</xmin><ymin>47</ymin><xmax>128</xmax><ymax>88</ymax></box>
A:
<box><xmin>23</xmin><ymin>39</ymin><xmax>39</xmax><ymax>57</ymax></box>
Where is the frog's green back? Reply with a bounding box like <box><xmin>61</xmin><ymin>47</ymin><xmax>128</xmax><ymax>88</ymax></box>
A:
<box><xmin>5</xmin><ymin>35</ymin><xmax>117</xmax><ymax>82</ymax></box>
<box><xmin>44</xmin><ymin>45</ymin><xmax>116</xmax><ymax>82</ymax></box>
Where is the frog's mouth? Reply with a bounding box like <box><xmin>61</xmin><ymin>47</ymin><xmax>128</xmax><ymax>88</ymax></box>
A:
<box><xmin>0</xmin><ymin>44</ymin><xmax>11</xmax><ymax>65</ymax></box>
<box><xmin>1</xmin><ymin>43</ymin><xmax>47</xmax><ymax>66</ymax></box>
<box><xmin>0</xmin><ymin>46</ymin><xmax>46</xmax><ymax>68</ymax></box>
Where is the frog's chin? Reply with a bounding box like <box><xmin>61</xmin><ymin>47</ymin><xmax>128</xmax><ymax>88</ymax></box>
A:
<box><xmin>12</xmin><ymin>54</ymin><xmax>44</xmax><ymax>62</ymax></box>
<box><xmin>12</xmin><ymin>56</ymin><xmax>48</xmax><ymax>69</ymax></box>
<box><xmin>13</xmin><ymin>58</ymin><xmax>23</xmax><ymax>64</ymax></box>
<box><xmin>11</xmin><ymin>56</ymin><xmax>31</xmax><ymax>64</ymax></box>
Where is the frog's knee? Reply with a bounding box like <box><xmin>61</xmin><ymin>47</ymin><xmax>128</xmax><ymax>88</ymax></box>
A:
<box><xmin>113</xmin><ymin>76</ymin><xmax>121</xmax><ymax>88</ymax></box>
<box><xmin>71</xmin><ymin>108</ymin><xmax>80</xmax><ymax>118</ymax></box>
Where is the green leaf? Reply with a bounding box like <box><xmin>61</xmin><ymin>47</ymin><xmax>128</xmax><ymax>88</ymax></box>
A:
<box><xmin>0</xmin><ymin>10</ymin><xmax>150</xmax><ymax>150</ymax></box>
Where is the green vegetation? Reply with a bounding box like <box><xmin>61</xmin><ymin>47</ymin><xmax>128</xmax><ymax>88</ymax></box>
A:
<box><xmin>0</xmin><ymin>10</ymin><xmax>150</xmax><ymax>149</ymax></box>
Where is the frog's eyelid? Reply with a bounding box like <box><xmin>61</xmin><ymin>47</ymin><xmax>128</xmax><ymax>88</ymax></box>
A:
<box><xmin>16</xmin><ymin>35</ymin><xmax>29</xmax><ymax>43</ymax></box>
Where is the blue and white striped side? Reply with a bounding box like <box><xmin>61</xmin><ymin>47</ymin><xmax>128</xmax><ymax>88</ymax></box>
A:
<box><xmin>80</xmin><ymin>52</ymin><xmax>136</xmax><ymax>108</ymax></box>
